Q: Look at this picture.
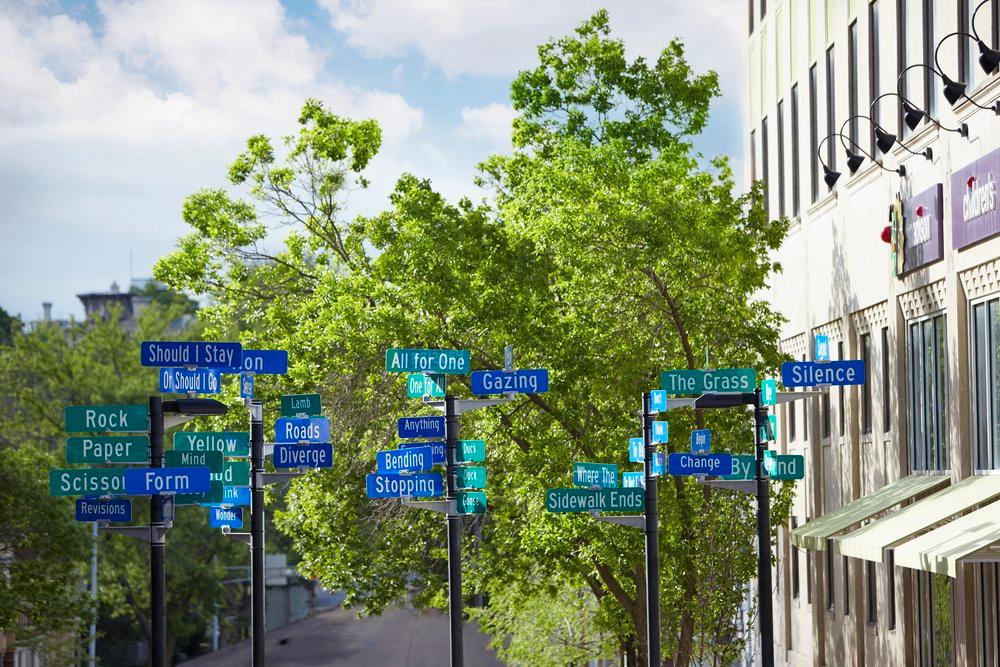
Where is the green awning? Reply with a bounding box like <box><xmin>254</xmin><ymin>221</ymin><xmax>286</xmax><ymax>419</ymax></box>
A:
<box><xmin>790</xmin><ymin>474</ymin><xmax>949</xmax><ymax>551</ymax></box>
<box><xmin>894</xmin><ymin>501</ymin><xmax>1000</xmax><ymax>577</ymax></box>
<box><xmin>837</xmin><ymin>476</ymin><xmax>1000</xmax><ymax>562</ymax></box>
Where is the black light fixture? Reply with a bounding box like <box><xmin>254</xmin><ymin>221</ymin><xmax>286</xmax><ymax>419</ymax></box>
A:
<box><xmin>874</xmin><ymin>126</ymin><xmax>897</xmax><ymax>155</ymax></box>
<box><xmin>935</xmin><ymin>31</ymin><xmax>1000</xmax><ymax>114</ymax></box>
<box><xmin>816</xmin><ymin>135</ymin><xmax>841</xmax><ymax>189</ymax></box>
<box><xmin>845</xmin><ymin>149</ymin><xmax>865</xmax><ymax>174</ymax></box>
<box><xmin>835</xmin><ymin>130</ymin><xmax>906</xmax><ymax>178</ymax></box>
<box><xmin>897</xmin><ymin>64</ymin><xmax>971</xmax><ymax>136</ymax></box>
<box><xmin>972</xmin><ymin>0</ymin><xmax>1000</xmax><ymax>74</ymax></box>
<box><xmin>840</xmin><ymin>112</ymin><xmax>932</xmax><ymax>163</ymax></box>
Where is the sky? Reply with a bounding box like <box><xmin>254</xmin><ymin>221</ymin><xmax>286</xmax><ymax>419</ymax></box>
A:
<box><xmin>0</xmin><ymin>0</ymin><xmax>745</xmax><ymax>321</ymax></box>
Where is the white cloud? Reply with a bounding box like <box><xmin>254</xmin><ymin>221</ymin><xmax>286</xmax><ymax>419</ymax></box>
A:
<box><xmin>457</xmin><ymin>102</ymin><xmax>516</xmax><ymax>146</ymax></box>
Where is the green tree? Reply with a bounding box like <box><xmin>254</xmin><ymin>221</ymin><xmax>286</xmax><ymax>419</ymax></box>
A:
<box><xmin>154</xmin><ymin>12</ymin><xmax>793</xmax><ymax>666</ymax></box>
<box><xmin>0</xmin><ymin>306</ymin><xmax>20</xmax><ymax>346</ymax></box>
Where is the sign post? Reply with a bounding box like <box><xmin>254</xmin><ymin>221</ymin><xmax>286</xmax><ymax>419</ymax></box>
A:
<box><xmin>149</xmin><ymin>396</ymin><xmax>167</xmax><ymax>667</ymax></box>
<box><xmin>641</xmin><ymin>391</ymin><xmax>661</xmax><ymax>667</ymax></box>
<box><xmin>250</xmin><ymin>400</ymin><xmax>265</xmax><ymax>667</ymax></box>
<box><xmin>752</xmin><ymin>389</ymin><xmax>775</xmax><ymax>667</ymax></box>
<box><xmin>444</xmin><ymin>395</ymin><xmax>463</xmax><ymax>667</ymax></box>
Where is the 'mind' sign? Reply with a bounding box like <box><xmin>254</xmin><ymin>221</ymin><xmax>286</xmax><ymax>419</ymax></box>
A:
<box><xmin>780</xmin><ymin>360</ymin><xmax>865</xmax><ymax>387</ymax></box>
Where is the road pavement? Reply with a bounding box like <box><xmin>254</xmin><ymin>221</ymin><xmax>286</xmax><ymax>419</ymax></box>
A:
<box><xmin>178</xmin><ymin>605</ymin><xmax>505</xmax><ymax>666</ymax></box>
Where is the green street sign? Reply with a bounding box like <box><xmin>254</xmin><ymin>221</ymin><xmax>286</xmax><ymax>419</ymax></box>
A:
<box><xmin>280</xmin><ymin>394</ymin><xmax>322</xmax><ymax>417</ymax></box>
<box><xmin>765</xmin><ymin>453</ymin><xmax>805</xmax><ymax>480</ymax></box>
<box><xmin>173</xmin><ymin>432</ymin><xmax>250</xmax><ymax>457</ymax></box>
<box><xmin>572</xmin><ymin>462</ymin><xmax>618</xmax><ymax>488</ymax></box>
<box><xmin>456</xmin><ymin>466</ymin><xmax>487</xmax><ymax>489</ymax></box>
<box><xmin>211</xmin><ymin>461</ymin><xmax>250</xmax><ymax>486</ymax></box>
<box><xmin>50</xmin><ymin>469</ymin><xmax>125</xmax><ymax>496</ymax></box>
<box><xmin>176</xmin><ymin>480</ymin><xmax>224</xmax><ymax>506</ymax></box>
<box><xmin>456</xmin><ymin>440</ymin><xmax>485</xmax><ymax>464</ymax></box>
<box><xmin>66</xmin><ymin>436</ymin><xmax>150</xmax><ymax>464</ymax></box>
<box><xmin>659</xmin><ymin>368</ymin><xmax>757</xmax><ymax>395</ymax></box>
<box><xmin>385</xmin><ymin>348</ymin><xmax>470</xmax><ymax>375</ymax></box>
<box><xmin>65</xmin><ymin>404</ymin><xmax>149</xmax><ymax>433</ymax></box>
<box><xmin>456</xmin><ymin>491</ymin><xmax>487</xmax><ymax>514</ymax></box>
<box><xmin>761</xmin><ymin>378</ymin><xmax>777</xmax><ymax>406</ymax></box>
<box><xmin>722</xmin><ymin>454</ymin><xmax>757</xmax><ymax>480</ymax></box>
<box><xmin>164</xmin><ymin>450</ymin><xmax>223</xmax><ymax>473</ymax></box>
<box><xmin>406</xmin><ymin>373</ymin><xmax>446</xmax><ymax>399</ymax></box>
<box><xmin>545</xmin><ymin>487</ymin><xmax>645</xmax><ymax>513</ymax></box>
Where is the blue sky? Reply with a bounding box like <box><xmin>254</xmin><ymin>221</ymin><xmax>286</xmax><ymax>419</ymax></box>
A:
<box><xmin>0</xmin><ymin>0</ymin><xmax>744</xmax><ymax>321</ymax></box>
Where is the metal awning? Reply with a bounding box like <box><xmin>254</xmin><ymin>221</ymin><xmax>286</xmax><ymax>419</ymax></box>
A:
<box><xmin>836</xmin><ymin>476</ymin><xmax>1000</xmax><ymax>562</ymax></box>
<box><xmin>894</xmin><ymin>501</ymin><xmax>1000</xmax><ymax>577</ymax></box>
<box><xmin>790</xmin><ymin>474</ymin><xmax>949</xmax><ymax>551</ymax></box>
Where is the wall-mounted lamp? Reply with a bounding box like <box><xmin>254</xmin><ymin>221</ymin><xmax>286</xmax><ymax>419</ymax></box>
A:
<box><xmin>865</xmin><ymin>96</ymin><xmax>934</xmax><ymax>160</ymax></box>
<box><xmin>972</xmin><ymin>0</ymin><xmax>1000</xmax><ymax>74</ymax></box>
<box><xmin>897</xmin><ymin>64</ymin><xmax>971</xmax><ymax>136</ymax></box>
<box><xmin>835</xmin><ymin>130</ymin><xmax>906</xmax><ymax>179</ymax></box>
<box><xmin>816</xmin><ymin>135</ymin><xmax>842</xmax><ymax>189</ymax></box>
<box><xmin>934</xmin><ymin>31</ymin><xmax>1000</xmax><ymax>113</ymax></box>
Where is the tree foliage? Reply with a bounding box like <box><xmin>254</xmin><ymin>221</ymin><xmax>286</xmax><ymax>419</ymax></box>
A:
<box><xmin>155</xmin><ymin>11</ymin><xmax>793</xmax><ymax>665</ymax></box>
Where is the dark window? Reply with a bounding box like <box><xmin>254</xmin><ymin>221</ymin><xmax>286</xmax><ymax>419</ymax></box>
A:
<box><xmin>751</xmin><ymin>129</ymin><xmax>757</xmax><ymax>182</ymax></box>
<box><xmin>762</xmin><ymin>116</ymin><xmax>770</xmax><ymax>214</ymax></box>
<box><xmin>827</xmin><ymin>539</ymin><xmax>836</xmax><ymax>612</ymax></box>
<box><xmin>789</xmin><ymin>394</ymin><xmax>797</xmax><ymax>441</ymax></box>
<box><xmin>882</xmin><ymin>326</ymin><xmax>891</xmax><ymax>432</ymax></box>
<box><xmin>791</xmin><ymin>84</ymin><xmax>801</xmax><ymax>216</ymax></box>
<box><xmin>802</xmin><ymin>354</ymin><xmax>809</xmax><ymax>432</ymax></box>
<box><xmin>867</xmin><ymin>560</ymin><xmax>877</xmax><ymax>623</ymax></box>
<box><xmin>749</xmin><ymin>0</ymin><xmax>755</xmax><ymax>35</ymax></box>
<box><xmin>826</xmin><ymin>46</ymin><xmax>836</xmax><ymax>170</ymax></box>
<box><xmin>897</xmin><ymin>0</ymin><xmax>908</xmax><ymax>137</ymax></box>
<box><xmin>971</xmin><ymin>298</ymin><xmax>1000</xmax><ymax>470</ymax></box>
<box><xmin>822</xmin><ymin>385</ymin><xmax>831</xmax><ymax>438</ymax></box>
<box><xmin>792</xmin><ymin>517</ymin><xmax>800</xmax><ymax>599</ymax></box>
<box><xmin>923</xmin><ymin>0</ymin><xmax>937</xmax><ymax>119</ymax></box>
<box><xmin>838</xmin><ymin>341</ymin><xmax>846</xmax><ymax>435</ymax></box>
<box><xmin>849</xmin><ymin>20</ymin><xmax>859</xmax><ymax>146</ymax></box>
<box><xmin>778</xmin><ymin>99</ymin><xmax>786</xmax><ymax>217</ymax></box>
<box><xmin>806</xmin><ymin>531</ymin><xmax>812</xmax><ymax>603</ymax></box>
<box><xmin>869</xmin><ymin>0</ymin><xmax>881</xmax><ymax>156</ymax></box>
<box><xmin>862</xmin><ymin>333</ymin><xmax>873</xmax><ymax>434</ymax></box>
<box><xmin>844</xmin><ymin>555</ymin><xmax>851</xmax><ymax>615</ymax></box>
<box><xmin>917</xmin><ymin>572</ymin><xmax>954</xmax><ymax>666</ymax></box>
<box><xmin>888</xmin><ymin>552</ymin><xmax>896</xmax><ymax>630</ymax></box>
<box><xmin>761</xmin><ymin>0</ymin><xmax>766</xmax><ymax>19</ymax></box>
<box><xmin>909</xmin><ymin>314</ymin><xmax>948</xmax><ymax>471</ymax></box>
<box><xmin>959</xmin><ymin>0</ymin><xmax>972</xmax><ymax>87</ymax></box>
<box><xmin>810</xmin><ymin>63</ymin><xmax>819</xmax><ymax>203</ymax></box>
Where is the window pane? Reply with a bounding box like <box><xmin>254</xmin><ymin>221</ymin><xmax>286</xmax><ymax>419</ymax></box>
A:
<box><xmin>974</xmin><ymin>303</ymin><xmax>989</xmax><ymax>469</ymax></box>
<box><xmin>862</xmin><ymin>333</ymin><xmax>872</xmax><ymax>434</ymax></box>
<box><xmin>992</xmin><ymin>301</ymin><xmax>1000</xmax><ymax>469</ymax></box>
<box><xmin>924</xmin><ymin>319</ymin><xmax>937</xmax><ymax>469</ymax></box>
<box><xmin>935</xmin><ymin>316</ymin><xmax>948</xmax><ymax>468</ymax></box>
<box><xmin>882</xmin><ymin>326</ymin><xmax>891</xmax><ymax>432</ymax></box>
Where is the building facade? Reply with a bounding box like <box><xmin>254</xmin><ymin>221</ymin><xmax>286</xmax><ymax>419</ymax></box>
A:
<box><xmin>748</xmin><ymin>1</ymin><xmax>1000</xmax><ymax>665</ymax></box>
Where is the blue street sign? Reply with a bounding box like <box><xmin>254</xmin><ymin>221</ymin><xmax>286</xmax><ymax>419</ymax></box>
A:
<box><xmin>628</xmin><ymin>437</ymin><xmax>643</xmax><ymax>463</ymax></box>
<box><xmin>397</xmin><ymin>416</ymin><xmax>445</xmax><ymax>439</ymax></box>
<box><xmin>814</xmin><ymin>334</ymin><xmax>830</xmax><ymax>362</ymax></box>
<box><xmin>75</xmin><ymin>498</ymin><xmax>131</xmax><ymax>522</ymax></box>
<box><xmin>400</xmin><ymin>440</ymin><xmax>446</xmax><ymax>465</ymax></box>
<box><xmin>651</xmin><ymin>452</ymin><xmax>666</xmax><ymax>476</ymax></box>
<box><xmin>124</xmin><ymin>467</ymin><xmax>212</xmax><ymax>495</ymax></box>
<box><xmin>240</xmin><ymin>373</ymin><xmax>254</xmax><ymax>399</ymax></box>
<box><xmin>652</xmin><ymin>421</ymin><xmax>669</xmax><ymax>444</ymax></box>
<box><xmin>691</xmin><ymin>429</ymin><xmax>711</xmax><ymax>453</ymax></box>
<box><xmin>377</xmin><ymin>446</ymin><xmax>434</xmax><ymax>474</ymax></box>
<box><xmin>158</xmin><ymin>367</ymin><xmax>221</xmax><ymax>394</ymax></box>
<box><xmin>218</xmin><ymin>349</ymin><xmax>289</xmax><ymax>375</ymax></box>
<box><xmin>622</xmin><ymin>471</ymin><xmax>645</xmax><ymax>489</ymax></box>
<box><xmin>203</xmin><ymin>486</ymin><xmax>251</xmax><ymax>507</ymax></box>
<box><xmin>274</xmin><ymin>417</ymin><xmax>330</xmax><ymax>443</ymax></box>
<box><xmin>668</xmin><ymin>452</ymin><xmax>732</xmax><ymax>476</ymax></box>
<box><xmin>470</xmin><ymin>369</ymin><xmax>549</xmax><ymax>395</ymax></box>
<box><xmin>781</xmin><ymin>360</ymin><xmax>865</xmax><ymax>387</ymax></box>
<box><xmin>209</xmin><ymin>507</ymin><xmax>243</xmax><ymax>529</ymax></box>
<box><xmin>365</xmin><ymin>473</ymin><xmax>443</xmax><ymax>498</ymax></box>
<box><xmin>650</xmin><ymin>390</ymin><xmax>667</xmax><ymax>413</ymax></box>
<box><xmin>140</xmin><ymin>341</ymin><xmax>242</xmax><ymax>368</ymax></box>
<box><xmin>273</xmin><ymin>443</ymin><xmax>333</xmax><ymax>468</ymax></box>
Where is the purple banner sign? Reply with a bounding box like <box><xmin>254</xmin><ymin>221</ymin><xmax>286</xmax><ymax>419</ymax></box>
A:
<box><xmin>952</xmin><ymin>148</ymin><xmax>1000</xmax><ymax>249</ymax></box>
<box><xmin>901</xmin><ymin>184</ymin><xmax>943</xmax><ymax>274</ymax></box>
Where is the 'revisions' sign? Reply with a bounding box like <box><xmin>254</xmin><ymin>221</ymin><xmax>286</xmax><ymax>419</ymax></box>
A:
<box><xmin>953</xmin><ymin>148</ymin><xmax>1000</xmax><ymax>249</ymax></box>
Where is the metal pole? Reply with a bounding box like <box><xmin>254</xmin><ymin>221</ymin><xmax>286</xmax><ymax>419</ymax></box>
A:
<box><xmin>753</xmin><ymin>388</ymin><xmax>775</xmax><ymax>667</ymax></box>
<box><xmin>250</xmin><ymin>400</ymin><xmax>265</xmax><ymax>667</ymax></box>
<box><xmin>444</xmin><ymin>395</ymin><xmax>463</xmax><ymax>667</ymax></box>
<box><xmin>642</xmin><ymin>391</ymin><xmax>660</xmax><ymax>667</ymax></box>
<box><xmin>149</xmin><ymin>396</ymin><xmax>166</xmax><ymax>667</ymax></box>
<box><xmin>89</xmin><ymin>520</ymin><xmax>97</xmax><ymax>667</ymax></box>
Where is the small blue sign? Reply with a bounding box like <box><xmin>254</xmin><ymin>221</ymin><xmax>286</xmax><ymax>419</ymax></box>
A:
<box><xmin>209</xmin><ymin>507</ymin><xmax>243</xmax><ymax>529</ymax></box>
<box><xmin>274</xmin><ymin>417</ymin><xmax>330</xmax><ymax>443</ymax></box>
<box><xmin>652</xmin><ymin>421</ymin><xmax>669</xmax><ymax>444</ymax></box>
<box><xmin>400</xmin><ymin>440</ymin><xmax>446</xmax><ymax>465</ymax></box>
<box><xmin>651</xmin><ymin>452</ymin><xmax>666</xmax><ymax>476</ymax></box>
<box><xmin>668</xmin><ymin>452</ymin><xmax>732</xmax><ymax>476</ymax></box>
<box><xmin>76</xmin><ymin>498</ymin><xmax>131</xmax><ymax>522</ymax></box>
<box><xmin>158</xmin><ymin>367</ymin><xmax>221</xmax><ymax>394</ymax></box>
<box><xmin>628</xmin><ymin>437</ymin><xmax>644</xmax><ymax>463</ymax></box>
<box><xmin>219</xmin><ymin>349</ymin><xmax>289</xmax><ymax>375</ymax></box>
<box><xmin>273</xmin><ymin>443</ymin><xmax>333</xmax><ymax>468</ymax></box>
<box><xmin>622</xmin><ymin>471</ymin><xmax>645</xmax><ymax>489</ymax></box>
<box><xmin>240</xmin><ymin>373</ymin><xmax>254</xmax><ymax>399</ymax></box>
<box><xmin>470</xmin><ymin>369</ymin><xmax>549</xmax><ymax>395</ymax></box>
<box><xmin>205</xmin><ymin>486</ymin><xmax>251</xmax><ymax>507</ymax></box>
<box><xmin>650</xmin><ymin>390</ymin><xmax>667</xmax><ymax>413</ymax></box>
<box><xmin>761</xmin><ymin>378</ymin><xmax>777</xmax><ymax>406</ymax></box>
<box><xmin>397</xmin><ymin>416</ymin><xmax>445</xmax><ymax>439</ymax></box>
<box><xmin>124</xmin><ymin>467</ymin><xmax>212</xmax><ymax>495</ymax></box>
<box><xmin>140</xmin><ymin>341</ymin><xmax>242</xmax><ymax>369</ymax></box>
<box><xmin>377</xmin><ymin>446</ymin><xmax>434</xmax><ymax>474</ymax></box>
<box><xmin>365</xmin><ymin>472</ymin><xmax>443</xmax><ymax>498</ymax></box>
<box><xmin>815</xmin><ymin>334</ymin><xmax>830</xmax><ymax>362</ymax></box>
<box><xmin>691</xmin><ymin>429</ymin><xmax>711</xmax><ymax>454</ymax></box>
<box><xmin>781</xmin><ymin>360</ymin><xmax>865</xmax><ymax>387</ymax></box>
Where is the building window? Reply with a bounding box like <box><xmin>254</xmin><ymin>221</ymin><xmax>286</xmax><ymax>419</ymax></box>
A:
<box><xmin>897</xmin><ymin>0</ymin><xmax>908</xmax><ymax>137</ymax></box>
<box><xmin>849</xmin><ymin>20</ymin><xmax>859</xmax><ymax>146</ymax></box>
<box><xmin>789</xmin><ymin>395</ymin><xmax>797</xmax><ymax>441</ymax></box>
<box><xmin>791</xmin><ymin>517</ymin><xmax>800</xmax><ymax>599</ymax></box>
<box><xmin>843</xmin><ymin>555</ymin><xmax>851</xmax><ymax>615</ymax></box>
<box><xmin>869</xmin><ymin>0</ymin><xmax>881</xmax><ymax>156</ymax></box>
<box><xmin>802</xmin><ymin>354</ymin><xmax>809</xmax><ymax>432</ymax></box>
<box><xmin>923</xmin><ymin>0</ymin><xmax>937</xmax><ymax>119</ymax></box>
<box><xmin>960</xmin><ymin>0</ymin><xmax>975</xmax><ymax>89</ymax></box>
<box><xmin>862</xmin><ymin>332</ymin><xmax>873</xmax><ymax>434</ymax></box>
<box><xmin>749</xmin><ymin>0</ymin><xmax>755</xmax><ymax>34</ymax></box>
<box><xmin>750</xmin><ymin>129</ymin><xmax>757</xmax><ymax>182</ymax></box>
<box><xmin>777</xmin><ymin>99</ymin><xmax>786</xmax><ymax>217</ymax></box>
<box><xmin>762</xmin><ymin>116</ymin><xmax>770</xmax><ymax>215</ymax></box>
<box><xmin>976</xmin><ymin>564</ymin><xmax>1000</xmax><ymax>663</ymax></box>
<box><xmin>839</xmin><ymin>341</ymin><xmax>846</xmax><ymax>435</ymax></box>
<box><xmin>810</xmin><ymin>63</ymin><xmax>819</xmax><ymax>203</ymax></box>
<box><xmin>888</xmin><ymin>551</ymin><xmax>896</xmax><ymax>630</ymax></box>
<box><xmin>972</xmin><ymin>298</ymin><xmax>1000</xmax><ymax>470</ymax></box>
<box><xmin>806</xmin><ymin>532</ymin><xmax>812</xmax><ymax>603</ymax></box>
<box><xmin>791</xmin><ymin>84</ymin><xmax>801</xmax><ymax>216</ymax></box>
<box><xmin>917</xmin><ymin>571</ymin><xmax>954</xmax><ymax>666</ymax></box>
<box><xmin>882</xmin><ymin>326</ymin><xmax>891</xmax><ymax>432</ymax></box>
<box><xmin>825</xmin><ymin>45</ymin><xmax>836</xmax><ymax>170</ymax></box>
<box><xmin>826</xmin><ymin>539</ymin><xmax>836</xmax><ymax>612</ymax></box>
<box><xmin>761</xmin><ymin>0</ymin><xmax>766</xmax><ymax>19</ymax></box>
<box><xmin>867</xmin><ymin>560</ymin><xmax>877</xmax><ymax>623</ymax></box>
<box><xmin>909</xmin><ymin>314</ymin><xmax>948</xmax><ymax>471</ymax></box>
<box><xmin>822</xmin><ymin>384</ymin><xmax>831</xmax><ymax>438</ymax></box>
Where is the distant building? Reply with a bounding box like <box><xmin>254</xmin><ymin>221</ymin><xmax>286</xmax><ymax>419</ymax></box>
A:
<box><xmin>77</xmin><ymin>281</ymin><xmax>151</xmax><ymax>331</ymax></box>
